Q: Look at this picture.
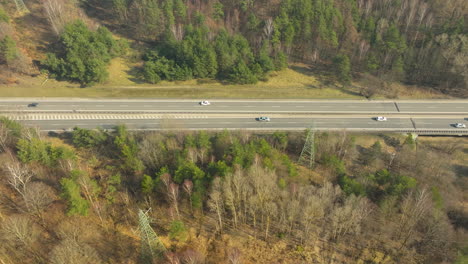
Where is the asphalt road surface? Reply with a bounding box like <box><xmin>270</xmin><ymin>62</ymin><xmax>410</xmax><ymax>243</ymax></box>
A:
<box><xmin>1</xmin><ymin>99</ymin><xmax>467</xmax><ymax>131</ymax></box>
<box><xmin>0</xmin><ymin>99</ymin><xmax>467</xmax><ymax>114</ymax></box>
<box><xmin>22</xmin><ymin>117</ymin><xmax>468</xmax><ymax>131</ymax></box>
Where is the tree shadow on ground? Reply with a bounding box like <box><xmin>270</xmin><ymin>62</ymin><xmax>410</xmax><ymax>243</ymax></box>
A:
<box><xmin>126</xmin><ymin>67</ymin><xmax>146</xmax><ymax>84</ymax></box>
<box><xmin>290</xmin><ymin>65</ymin><xmax>363</xmax><ymax>97</ymax></box>
<box><xmin>452</xmin><ymin>164</ymin><xmax>468</xmax><ymax>178</ymax></box>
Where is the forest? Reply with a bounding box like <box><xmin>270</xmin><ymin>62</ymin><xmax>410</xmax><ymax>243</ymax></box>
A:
<box><xmin>0</xmin><ymin>0</ymin><xmax>467</xmax><ymax>94</ymax></box>
<box><xmin>0</xmin><ymin>118</ymin><xmax>467</xmax><ymax>263</ymax></box>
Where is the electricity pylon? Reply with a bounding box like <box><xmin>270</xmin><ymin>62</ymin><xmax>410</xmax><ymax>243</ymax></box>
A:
<box><xmin>12</xmin><ymin>0</ymin><xmax>29</xmax><ymax>14</ymax></box>
<box><xmin>298</xmin><ymin>125</ymin><xmax>316</xmax><ymax>169</ymax></box>
<box><xmin>138</xmin><ymin>209</ymin><xmax>166</xmax><ymax>264</ymax></box>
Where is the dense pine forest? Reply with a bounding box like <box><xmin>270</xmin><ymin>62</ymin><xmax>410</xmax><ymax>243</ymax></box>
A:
<box><xmin>0</xmin><ymin>118</ymin><xmax>467</xmax><ymax>263</ymax></box>
<box><xmin>0</xmin><ymin>0</ymin><xmax>467</xmax><ymax>95</ymax></box>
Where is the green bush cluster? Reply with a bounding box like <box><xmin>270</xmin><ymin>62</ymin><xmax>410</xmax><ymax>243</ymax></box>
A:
<box><xmin>143</xmin><ymin>27</ymin><xmax>287</xmax><ymax>84</ymax></box>
<box><xmin>43</xmin><ymin>21</ymin><xmax>128</xmax><ymax>86</ymax></box>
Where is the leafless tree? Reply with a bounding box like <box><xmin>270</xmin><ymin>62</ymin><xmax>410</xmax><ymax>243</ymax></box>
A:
<box><xmin>4</xmin><ymin>156</ymin><xmax>33</xmax><ymax>198</ymax></box>
<box><xmin>166</xmin><ymin>252</ymin><xmax>181</xmax><ymax>264</ymax></box>
<box><xmin>138</xmin><ymin>133</ymin><xmax>166</xmax><ymax>171</ymax></box>
<box><xmin>208</xmin><ymin>178</ymin><xmax>224</xmax><ymax>231</ymax></box>
<box><xmin>263</xmin><ymin>18</ymin><xmax>273</xmax><ymax>40</ymax></box>
<box><xmin>1</xmin><ymin>215</ymin><xmax>39</xmax><ymax>247</ymax></box>
<box><xmin>9</xmin><ymin>51</ymin><xmax>32</xmax><ymax>74</ymax></box>
<box><xmin>227</xmin><ymin>247</ymin><xmax>242</xmax><ymax>264</ymax></box>
<box><xmin>412</xmin><ymin>1</ymin><xmax>428</xmax><ymax>43</ymax></box>
<box><xmin>168</xmin><ymin>183</ymin><xmax>180</xmax><ymax>219</ymax></box>
<box><xmin>76</xmin><ymin>172</ymin><xmax>103</xmax><ymax>223</ymax></box>
<box><xmin>56</xmin><ymin>217</ymin><xmax>101</xmax><ymax>246</ymax></box>
<box><xmin>21</xmin><ymin>126</ymin><xmax>40</xmax><ymax>141</ymax></box>
<box><xmin>358</xmin><ymin>40</ymin><xmax>370</xmax><ymax>61</ymax></box>
<box><xmin>329</xmin><ymin>195</ymin><xmax>371</xmax><ymax>241</ymax></box>
<box><xmin>300</xmin><ymin>193</ymin><xmax>325</xmax><ymax>244</ymax></box>
<box><xmin>222</xmin><ymin>176</ymin><xmax>238</xmax><ymax>227</ymax></box>
<box><xmin>0</xmin><ymin>22</ymin><xmax>14</xmax><ymax>39</ymax></box>
<box><xmin>404</xmin><ymin>0</ymin><xmax>419</xmax><ymax>32</ymax></box>
<box><xmin>49</xmin><ymin>238</ymin><xmax>102</xmax><ymax>264</ymax></box>
<box><xmin>0</xmin><ymin>123</ymin><xmax>10</xmax><ymax>152</ymax></box>
<box><xmin>23</xmin><ymin>182</ymin><xmax>55</xmax><ymax>215</ymax></box>
<box><xmin>396</xmin><ymin>188</ymin><xmax>432</xmax><ymax>249</ymax></box>
<box><xmin>263</xmin><ymin>201</ymin><xmax>277</xmax><ymax>240</ymax></box>
<box><xmin>183</xmin><ymin>179</ymin><xmax>193</xmax><ymax>212</ymax></box>
<box><xmin>43</xmin><ymin>0</ymin><xmax>65</xmax><ymax>35</ymax></box>
<box><xmin>182</xmin><ymin>248</ymin><xmax>204</xmax><ymax>264</ymax></box>
<box><xmin>161</xmin><ymin>173</ymin><xmax>172</xmax><ymax>190</ymax></box>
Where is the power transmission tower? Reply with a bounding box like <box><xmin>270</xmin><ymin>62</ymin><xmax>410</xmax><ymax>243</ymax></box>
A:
<box><xmin>298</xmin><ymin>125</ymin><xmax>316</xmax><ymax>169</ymax></box>
<box><xmin>138</xmin><ymin>209</ymin><xmax>166</xmax><ymax>264</ymax></box>
<box><xmin>12</xmin><ymin>0</ymin><xmax>29</xmax><ymax>14</ymax></box>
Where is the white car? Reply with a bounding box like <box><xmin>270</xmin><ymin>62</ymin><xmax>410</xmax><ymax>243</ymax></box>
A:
<box><xmin>376</xmin><ymin>116</ymin><xmax>387</xmax><ymax>121</ymax></box>
<box><xmin>200</xmin><ymin>101</ymin><xmax>211</xmax><ymax>106</ymax></box>
<box><xmin>257</xmin><ymin>117</ymin><xmax>271</xmax><ymax>122</ymax></box>
<box><xmin>454</xmin><ymin>123</ymin><xmax>466</xmax><ymax>128</ymax></box>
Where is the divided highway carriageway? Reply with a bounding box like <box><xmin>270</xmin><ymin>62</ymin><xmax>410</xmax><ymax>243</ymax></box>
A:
<box><xmin>0</xmin><ymin>99</ymin><xmax>467</xmax><ymax>135</ymax></box>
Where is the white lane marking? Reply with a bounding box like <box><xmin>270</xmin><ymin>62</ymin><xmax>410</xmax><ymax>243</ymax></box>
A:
<box><xmin>120</xmin><ymin>105</ymin><xmax>129</xmax><ymax>107</ymax></box>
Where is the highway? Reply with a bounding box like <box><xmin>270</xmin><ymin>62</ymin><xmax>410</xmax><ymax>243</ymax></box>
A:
<box><xmin>0</xmin><ymin>99</ymin><xmax>466</xmax><ymax>133</ymax></box>
<box><xmin>20</xmin><ymin>117</ymin><xmax>468</xmax><ymax>132</ymax></box>
<box><xmin>0</xmin><ymin>99</ymin><xmax>468</xmax><ymax>113</ymax></box>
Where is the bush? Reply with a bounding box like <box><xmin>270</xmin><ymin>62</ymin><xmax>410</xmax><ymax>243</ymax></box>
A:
<box><xmin>72</xmin><ymin>127</ymin><xmax>107</xmax><ymax>148</ymax></box>
<box><xmin>0</xmin><ymin>6</ymin><xmax>9</xmax><ymax>23</ymax></box>
<box><xmin>42</xmin><ymin>21</ymin><xmax>125</xmax><ymax>86</ymax></box>
<box><xmin>169</xmin><ymin>220</ymin><xmax>187</xmax><ymax>241</ymax></box>
<box><xmin>333</xmin><ymin>54</ymin><xmax>351</xmax><ymax>84</ymax></box>
<box><xmin>17</xmin><ymin>138</ymin><xmax>76</xmax><ymax>167</ymax></box>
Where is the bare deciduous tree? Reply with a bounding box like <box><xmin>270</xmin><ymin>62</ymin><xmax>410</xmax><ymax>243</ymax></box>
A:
<box><xmin>49</xmin><ymin>238</ymin><xmax>102</xmax><ymax>264</ymax></box>
<box><xmin>1</xmin><ymin>215</ymin><xmax>39</xmax><ymax>247</ymax></box>
<box><xmin>396</xmin><ymin>188</ymin><xmax>432</xmax><ymax>249</ymax></box>
<box><xmin>329</xmin><ymin>195</ymin><xmax>371</xmax><ymax>241</ymax></box>
<box><xmin>168</xmin><ymin>183</ymin><xmax>180</xmax><ymax>219</ymax></box>
<box><xmin>4</xmin><ymin>156</ymin><xmax>33</xmax><ymax>198</ymax></box>
<box><xmin>0</xmin><ymin>22</ymin><xmax>14</xmax><ymax>40</ymax></box>
<box><xmin>161</xmin><ymin>173</ymin><xmax>172</xmax><ymax>190</ymax></box>
<box><xmin>0</xmin><ymin>123</ymin><xmax>10</xmax><ymax>152</ymax></box>
<box><xmin>43</xmin><ymin>0</ymin><xmax>65</xmax><ymax>35</ymax></box>
<box><xmin>183</xmin><ymin>179</ymin><xmax>193</xmax><ymax>213</ymax></box>
<box><xmin>208</xmin><ymin>178</ymin><xmax>224</xmax><ymax>231</ymax></box>
<box><xmin>182</xmin><ymin>248</ymin><xmax>204</xmax><ymax>264</ymax></box>
<box><xmin>227</xmin><ymin>247</ymin><xmax>242</xmax><ymax>264</ymax></box>
<box><xmin>222</xmin><ymin>177</ymin><xmax>238</xmax><ymax>227</ymax></box>
<box><xmin>165</xmin><ymin>251</ymin><xmax>181</xmax><ymax>264</ymax></box>
<box><xmin>23</xmin><ymin>182</ymin><xmax>55</xmax><ymax>215</ymax></box>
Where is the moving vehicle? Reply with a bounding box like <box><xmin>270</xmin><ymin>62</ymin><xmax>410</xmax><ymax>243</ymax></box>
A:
<box><xmin>375</xmin><ymin>116</ymin><xmax>387</xmax><ymax>121</ymax></box>
<box><xmin>256</xmin><ymin>117</ymin><xmax>271</xmax><ymax>122</ymax></box>
<box><xmin>28</xmin><ymin>103</ymin><xmax>39</xmax><ymax>107</ymax></box>
<box><xmin>454</xmin><ymin>123</ymin><xmax>466</xmax><ymax>128</ymax></box>
<box><xmin>200</xmin><ymin>101</ymin><xmax>211</xmax><ymax>106</ymax></box>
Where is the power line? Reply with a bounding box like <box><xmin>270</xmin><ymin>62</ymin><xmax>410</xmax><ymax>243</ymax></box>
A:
<box><xmin>298</xmin><ymin>124</ymin><xmax>316</xmax><ymax>169</ymax></box>
<box><xmin>12</xmin><ymin>0</ymin><xmax>29</xmax><ymax>14</ymax></box>
<box><xmin>138</xmin><ymin>209</ymin><xmax>166</xmax><ymax>264</ymax></box>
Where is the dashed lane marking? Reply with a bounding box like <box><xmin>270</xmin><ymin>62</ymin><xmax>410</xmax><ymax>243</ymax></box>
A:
<box><xmin>9</xmin><ymin>114</ymin><xmax>210</xmax><ymax>120</ymax></box>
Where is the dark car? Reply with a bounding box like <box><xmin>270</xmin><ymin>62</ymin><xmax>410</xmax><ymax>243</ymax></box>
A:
<box><xmin>256</xmin><ymin>117</ymin><xmax>271</xmax><ymax>122</ymax></box>
<box><xmin>28</xmin><ymin>103</ymin><xmax>39</xmax><ymax>107</ymax></box>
